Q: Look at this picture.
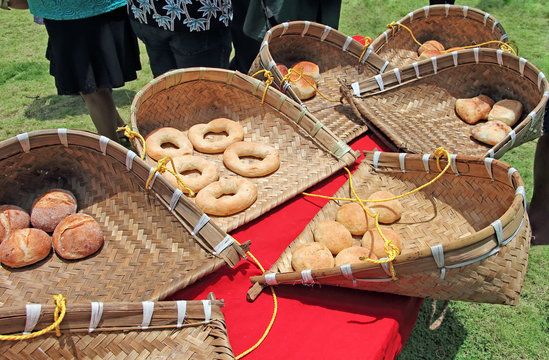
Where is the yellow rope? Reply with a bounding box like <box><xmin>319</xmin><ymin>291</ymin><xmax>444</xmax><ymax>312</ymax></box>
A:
<box><xmin>145</xmin><ymin>156</ymin><xmax>195</xmax><ymax>196</ymax></box>
<box><xmin>357</xmin><ymin>36</ymin><xmax>374</xmax><ymax>63</ymax></box>
<box><xmin>250</xmin><ymin>69</ymin><xmax>274</xmax><ymax>104</ymax></box>
<box><xmin>117</xmin><ymin>125</ymin><xmax>147</xmax><ymax>159</ymax></box>
<box><xmin>231</xmin><ymin>238</ymin><xmax>278</xmax><ymax>360</ymax></box>
<box><xmin>387</xmin><ymin>21</ymin><xmax>518</xmax><ymax>56</ymax></box>
<box><xmin>280</xmin><ymin>68</ymin><xmax>341</xmax><ymax>103</ymax></box>
<box><xmin>0</xmin><ymin>294</ymin><xmax>66</xmax><ymax>341</ymax></box>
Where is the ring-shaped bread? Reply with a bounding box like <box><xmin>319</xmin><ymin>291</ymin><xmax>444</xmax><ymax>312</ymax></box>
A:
<box><xmin>195</xmin><ymin>177</ymin><xmax>257</xmax><ymax>216</ymax></box>
<box><xmin>163</xmin><ymin>155</ymin><xmax>219</xmax><ymax>193</ymax></box>
<box><xmin>145</xmin><ymin>127</ymin><xmax>193</xmax><ymax>161</ymax></box>
<box><xmin>223</xmin><ymin>141</ymin><xmax>280</xmax><ymax>177</ymax></box>
<box><xmin>187</xmin><ymin>118</ymin><xmax>244</xmax><ymax>154</ymax></box>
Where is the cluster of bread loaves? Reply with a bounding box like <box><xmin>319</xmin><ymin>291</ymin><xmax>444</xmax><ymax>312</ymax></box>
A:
<box><xmin>277</xmin><ymin>61</ymin><xmax>320</xmax><ymax>100</ymax></box>
<box><xmin>145</xmin><ymin>118</ymin><xmax>280</xmax><ymax>216</ymax></box>
<box><xmin>0</xmin><ymin>189</ymin><xmax>104</xmax><ymax>268</ymax></box>
<box><xmin>291</xmin><ymin>191</ymin><xmax>404</xmax><ymax>272</ymax></box>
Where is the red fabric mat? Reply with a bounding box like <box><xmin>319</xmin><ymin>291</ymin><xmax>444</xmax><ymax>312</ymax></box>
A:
<box><xmin>169</xmin><ymin>134</ymin><xmax>423</xmax><ymax>360</ymax></box>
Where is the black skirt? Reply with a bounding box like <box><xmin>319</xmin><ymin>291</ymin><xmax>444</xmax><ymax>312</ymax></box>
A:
<box><xmin>44</xmin><ymin>6</ymin><xmax>141</xmax><ymax>95</ymax></box>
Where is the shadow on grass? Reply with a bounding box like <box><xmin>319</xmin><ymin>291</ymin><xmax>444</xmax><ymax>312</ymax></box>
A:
<box><xmin>23</xmin><ymin>89</ymin><xmax>136</xmax><ymax>121</ymax></box>
<box><xmin>398</xmin><ymin>300</ymin><xmax>466</xmax><ymax>360</ymax></box>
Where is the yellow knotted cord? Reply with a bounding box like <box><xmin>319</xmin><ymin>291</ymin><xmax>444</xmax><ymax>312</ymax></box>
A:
<box><xmin>231</xmin><ymin>238</ymin><xmax>278</xmax><ymax>360</ymax></box>
<box><xmin>357</xmin><ymin>36</ymin><xmax>374</xmax><ymax>63</ymax></box>
<box><xmin>251</xmin><ymin>69</ymin><xmax>274</xmax><ymax>104</ymax></box>
<box><xmin>387</xmin><ymin>21</ymin><xmax>518</xmax><ymax>56</ymax></box>
<box><xmin>280</xmin><ymin>68</ymin><xmax>341</xmax><ymax>103</ymax></box>
<box><xmin>303</xmin><ymin>148</ymin><xmax>452</xmax><ymax>278</ymax></box>
<box><xmin>0</xmin><ymin>294</ymin><xmax>66</xmax><ymax>341</ymax></box>
<box><xmin>117</xmin><ymin>125</ymin><xmax>147</xmax><ymax>159</ymax></box>
<box><xmin>145</xmin><ymin>156</ymin><xmax>195</xmax><ymax>196</ymax></box>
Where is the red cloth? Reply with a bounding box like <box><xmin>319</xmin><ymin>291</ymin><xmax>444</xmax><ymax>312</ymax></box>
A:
<box><xmin>170</xmin><ymin>134</ymin><xmax>423</xmax><ymax>360</ymax></box>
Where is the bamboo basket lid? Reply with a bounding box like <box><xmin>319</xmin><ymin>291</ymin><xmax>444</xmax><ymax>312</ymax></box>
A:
<box><xmin>341</xmin><ymin>48</ymin><xmax>548</xmax><ymax>158</ymax></box>
<box><xmin>130</xmin><ymin>67</ymin><xmax>358</xmax><ymax>233</ymax></box>
<box><xmin>249</xmin><ymin>151</ymin><xmax>530</xmax><ymax>305</ymax></box>
<box><xmin>370</xmin><ymin>4</ymin><xmax>508</xmax><ymax>68</ymax></box>
<box><xmin>0</xmin><ymin>129</ymin><xmax>247</xmax><ymax>307</ymax></box>
<box><xmin>0</xmin><ymin>292</ymin><xmax>234</xmax><ymax>359</ymax></box>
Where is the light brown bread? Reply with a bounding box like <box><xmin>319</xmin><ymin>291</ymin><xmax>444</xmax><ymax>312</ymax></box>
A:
<box><xmin>455</xmin><ymin>95</ymin><xmax>495</xmax><ymax>124</ymax></box>
<box><xmin>471</xmin><ymin>120</ymin><xmax>512</xmax><ymax>146</ymax></box>
<box><xmin>335</xmin><ymin>202</ymin><xmax>374</xmax><ymax>236</ymax></box>
<box><xmin>335</xmin><ymin>246</ymin><xmax>376</xmax><ymax>267</ymax></box>
<box><xmin>291</xmin><ymin>242</ymin><xmax>334</xmax><ymax>272</ymax></box>
<box><xmin>487</xmin><ymin>99</ymin><xmax>523</xmax><ymax>126</ymax></box>
<box><xmin>52</xmin><ymin>213</ymin><xmax>104</xmax><ymax>260</ymax></box>
<box><xmin>361</xmin><ymin>228</ymin><xmax>402</xmax><ymax>259</ymax></box>
<box><xmin>313</xmin><ymin>220</ymin><xmax>353</xmax><ymax>255</ymax></box>
<box><xmin>0</xmin><ymin>228</ymin><xmax>52</xmax><ymax>268</ymax></box>
<box><xmin>368</xmin><ymin>191</ymin><xmax>402</xmax><ymax>224</ymax></box>
<box><xmin>0</xmin><ymin>205</ymin><xmax>31</xmax><ymax>243</ymax></box>
<box><xmin>30</xmin><ymin>189</ymin><xmax>77</xmax><ymax>232</ymax></box>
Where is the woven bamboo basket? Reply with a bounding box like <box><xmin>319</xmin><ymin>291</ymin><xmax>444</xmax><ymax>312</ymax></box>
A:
<box><xmin>248</xmin><ymin>151</ymin><xmax>530</xmax><ymax>305</ymax></box>
<box><xmin>0</xmin><ymin>129</ymin><xmax>248</xmax><ymax>307</ymax></box>
<box><xmin>247</xmin><ymin>20</ymin><xmax>392</xmax><ymax>143</ymax></box>
<box><xmin>341</xmin><ymin>48</ymin><xmax>549</xmax><ymax>158</ymax></box>
<box><xmin>370</xmin><ymin>4</ymin><xmax>508</xmax><ymax>68</ymax></box>
<box><xmin>130</xmin><ymin>67</ymin><xmax>358</xmax><ymax>233</ymax></box>
<box><xmin>0</xmin><ymin>292</ymin><xmax>234</xmax><ymax>359</ymax></box>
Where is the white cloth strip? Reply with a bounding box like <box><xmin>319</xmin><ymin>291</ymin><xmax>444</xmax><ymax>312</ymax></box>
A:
<box><xmin>301</xmin><ymin>269</ymin><xmax>314</xmax><ymax>283</ymax></box>
<box><xmin>340</xmin><ymin>264</ymin><xmax>354</xmax><ymax>279</ymax></box>
<box><xmin>320</xmin><ymin>26</ymin><xmax>331</xmax><ymax>41</ymax></box>
<box><xmin>176</xmin><ymin>300</ymin><xmax>187</xmax><ymax>328</ymax></box>
<box><xmin>380</xmin><ymin>61</ymin><xmax>389</xmax><ymax>74</ymax></box>
<box><xmin>361</xmin><ymin>47</ymin><xmax>373</xmax><ymax>64</ymax></box>
<box><xmin>500</xmin><ymin>33</ymin><xmax>508</xmax><ymax>41</ymax></box>
<box><xmin>380</xmin><ymin>261</ymin><xmax>393</xmax><ymax>277</ymax></box>
<box><xmin>295</xmin><ymin>108</ymin><xmax>306</xmax><ymax>124</ymax></box>
<box><xmin>508</xmin><ymin>167</ymin><xmax>518</xmax><ymax>184</ymax></box>
<box><xmin>125</xmin><ymin>151</ymin><xmax>136</xmax><ymax>171</ymax></box>
<box><xmin>484</xmin><ymin>157</ymin><xmax>494</xmax><ymax>180</ymax></box>
<box><xmin>281</xmin><ymin>22</ymin><xmax>288</xmax><ymax>35</ymax></box>
<box><xmin>399</xmin><ymin>153</ymin><xmax>406</xmax><ymax>172</ymax></box>
<box><xmin>408</xmin><ymin>11</ymin><xmax>413</xmax><ymax>22</ymax></box>
<box><xmin>301</xmin><ymin>21</ymin><xmax>310</xmax><ymax>36</ymax></box>
<box><xmin>89</xmin><ymin>302</ymin><xmax>103</xmax><ymax>333</ymax></box>
<box><xmin>191</xmin><ymin>213</ymin><xmax>210</xmax><ymax>236</ymax></box>
<box><xmin>413</xmin><ymin>62</ymin><xmax>420</xmax><ymax>78</ymax></box>
<box><xmin>493</xmin><ymin>21</ymin><xmax>500</xmax><ymax>33</ymax></box>
<box><xmin>99</xmin><ymin>136</ymin><xmax>110</xmax><ymax>155</ymax></box>
<box><xmin>538</xmin><ymin>72</ymin><xmax>546</xmax><ymax>89</ymax></box>
<box><xmin>516</xmin><ymin>186</ymin><xmax>527</xmax><ymax>209</ymax></box>
<box><xmin>374</xmin><ymin>74</ymin><xmax>384</xmax><ymax>91</ymax></box>
<box><xmin>260</xmin><ymin>41</ymin><xmax>268</xmax><ymax>51</ymax></box>
<box><xmin>373</xmin><ymin>151</ymin><xmax>382</xmax><ymax>171</ymax></box>
<box><xmin>545</xmin><ymin>91</ymin><xmax>549</xmax><ymax>98</ymax></box>
<box><xmin>57</xmin><ymin>128</ymin><xmax>68</xmax><ymax>147</ymax></box>
<box><xmin>519</xmin><ymin>57</ymin><xmax>527</xmax><ymax>76</ymax></box>
<box><xmin>265</xmin><ymin>273</ymin><xmax>278</xmax><ymax>285</ymax></box>
<box><xmin>384</xmin><ymin>31</ymin><xmax>388</xmax><ymax>43</ymax></box>
<box><xmin>141</xmin><ymin>301</ymin><xmax>154</xmax><ymax>329</ymax></box>
<box><xmin>266</xmin><ymin>30</ymin><xmax>272</xmax><ymax>37</ymax></box>
<box><xmin>311</xmin><ymin>120</ymin><xmax>324</xmax><ymax>137</ymax></box>
<box><xmin>450</xmin><ymin>154</ymin><xmax>459</xmax><ymax>175</ymax></box>
<box><xmin>430</xmin><ymin>244</ymin><xmax>446</xmax><ymax>279</ymax></box>
<box><xmin>445</xmin><ymin>4</ymin><xmax>450</xmax><ymax>16</ymax></box>
<box><xmin>474</xmin><ymin>47</ymin><xmax>479</xmax><ymax>63</ymax></box>
<box><xmin>484</xmin><ymin>13</ymin><xmax>490</xmax><ymax>26</ymax></box>
<box><xmin>497</xmin><ymin>49</ymin><xmax>504</xmax><ymax>65</ymax></box>
<box><xmin>422</xmin><ymin>154</ymin><xmax>431</xmax><ymax>173</ymax></box>
<box><xmin>342</xmin><ymin>36</ymin><xmax>352</xmax><ymax>52</ymax></box>
<box><xmin>488</xmin><ymin>148</ymin><xmax>495</xmax><ymax>158</ymax></box>
<box><xmin>213</xmin><ymin>235</ymin><xmax>234</xmax><ymax>255</ymax></box>
<box><xmin>267</xmin><ymin>59</ymin><xmax>276</xmax><ymax>71</ymax></box>
<box><xmin>528</xmin><ymin>111</ymin><xmax>538</xmax><ymax>131</ymax></box>
<box><xmin>23</xmin><ymin>304</ymin><xmax>41</xmax><ymax>335</ymax></box>
<box><xmin>168</xmin><ymin>188</ymin><xmax>183</xmax><ymax>211</ymax></box>
<box><xmin>423</xmin><ymin>6</ymin><xmax>429</xmax><ymax>17</ymax></box>
<box><xmin>282</xmin><ymin>81</ymin><xmax>291</xmax><ymax>92</ymax></box>
<box><xmin>431</xmin><ymin>57</ymin><xmax>438</xmax><ymax>74</ymax></box>
<box><xmin>202</xmin><ymin>300</ymin><xmax>212</xmax><ymax>323</ymax></box>
<box><xmin>393</xmin><ymin>68</ymin><xmax>401</xmax><ymax>84</ymax></box>
<box><xmin>351</xmin><ymin>82</ymin><xmax>361</xmax><ymax>97</ymax></box>
<box><xmin>509</xmin><ymin>130</ymin><xmax>516</xmax><ymax>147</ymax></box>
<box><xmin>463</xmin><ymin>6</ymin><xmax>469</xmax><ymax>17</ymax></box>
<box><xmin>491</xmin><ymin>219</ymin><xmax>504</xmax><ymax>247</ymax></box>
<box><xmin>147</xmin><ymin>168</ymin><xmax>158</xmax><ymax>188</ymax></box>
<box><xmin>16</xmin><ymin>133</ymin><xmax>30</xmax><ymax>153</ymax></box>
<box><xmin>452</xmin><ymin>51</ymin><xmax>458</xmax><ymax>67</ymax></box>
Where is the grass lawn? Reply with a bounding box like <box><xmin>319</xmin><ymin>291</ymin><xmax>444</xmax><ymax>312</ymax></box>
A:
<box><xmin>0</xmin><ymin>1</ymin><xmax>547</xmax><ymax>359</ymax></box>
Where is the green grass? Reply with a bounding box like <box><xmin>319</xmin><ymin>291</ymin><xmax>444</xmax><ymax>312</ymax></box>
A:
<box><xmin>1</xmin><ymin>1</ymin><xmax>548</xmax><ymax>359</ymax></box>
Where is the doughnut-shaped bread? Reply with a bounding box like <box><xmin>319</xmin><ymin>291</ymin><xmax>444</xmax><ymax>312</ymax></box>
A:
<box><xmin>335</xmin><ymin>246</ymin><xmax>376</xmax><ymax>267</ymax></box>
<box><xmin>335</xmin><ymin>202</ymin><xmax>375</xmax><ymax>236</ymax></box>
<box><xmin>368</xmin><ymin>191</ymin><xmax>402</xmax><ymax>224</ymax></box>
<box><xmin>471</xmin><ymin>120</ymin><xmax>512</xmax><ymax>146</ymax></box>
<box><xmin>487</xmin><ymin>99</ymin><xmax>523</xmax><ymax>126</ymax></box>
<box><xmin>291</xmin><ymin>61</ymin><xmax>320</xmax><ymax>83</ymax></box>
<box><xmin>223</xmin><ymin>141</ymin><xmax>280</xmax><ymax>177</ymax></box>
<box><xmin>455</xmin><ymin>95</ymin><xmax>495</xmax><ymax>124</ymax></box>
<box><xmin>291</xmin><ymin>242</ymin><xmax>334</xmax><ymax>272</ymax></box>
<box><xmin>195</xmin><ymin>177</ymin><xmax>257</xmax><ymax>216</ymax></box>
<box><xmin>163</xmin><ymin>155</ymin><xmax>219</xmax><ymax>193</ymax></box>
<box><xmin>0</xmin><ymin>228</ymin><xmax>52</xmax><ymax>268</ymax></box>
<box><xmin>361</xmin><ymin>228</ymin><xmax>402</xmax><ymax>259</ymax></box>
<box><xmin>0</xmin><ymin>205</ymin><xmax>30</xmax><ymax>243</ymax></box>
<box><xmin>52</xmin><ymin>213</ymin><xmax>104</xmax><ymax>260</ymax></box>
<box><xmin>31</xmin><ymin>189</ymin><xmax>77</xmax><ymax>232</ymax></box>
<box><xmin>418</xmin><ymin>40</ymin><xmax>445</xmax><ymax>55</ymax></box>
<box><xmin>188</xmin><ymin>118</ymin><xmax>244</xmax><ymax>154</ymax></box>
<box><xmin>313</xmin><ymin>220</ymin><xmax>353</xmax><ymax>255</ymax></box>
<box><xmin>145</xmin><ymin>127</ymin><xmax>193</xmax><ymax>161</ymax></box>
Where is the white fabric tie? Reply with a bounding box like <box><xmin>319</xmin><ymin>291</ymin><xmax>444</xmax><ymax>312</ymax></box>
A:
<box><xmin>484</xmin><ymin>157</ymin><xmax>494</xmax><ymax>180</ymax></box>
<box><xmin>168</xmin><ymin>188</ymin><xmax>183</xmax><ymax>211</ymax></box>
<box><xmin>202</xmin><ymin>300</ymin><xmax>212</xmax><ymax>323</ymax></box>
<box><xmin>141</xmin><ymin>301</ymin><xmax>154</xmax><ymax>329</ymax></box>
<box><xmin>422</xmin><ymin>154</ymin><xmax>430</xmax><ymax>173</ymax></box>
<box><xmin>213</xmin><ymin>235</ymin><xmax>234</xmax><ymax>255</ymax></box>
<box><xmin>99</xmin><ymin>136</ymin><xmax>110</xmax><ymax>155</ymax></box>
<box><xmin>176</xmin><ymin>300</ymin><xmax>187</xmax><ymax>328</ymax></box>
<box><xmin>265</xmin><ymin>273</ymin><xmax>278</xmax><ymax>285</ymax></box>
<box><xmin>16</xmin><ymin>133</ymin><xmax>30</xmax><ymax>153</ymax></box>
<box><xmin>57</xmin><ymin>128</ymin><xmax>68</xmax><ymax>147</ymax></box>
<box><xmin>23</xmin><ymin>304</ymin><xmax>41</xmax><ymax>335</ymax></box>
<box><xmin>125</xmin><ymin>151</ymin><xmax>136</xmax><ymax>171</ymax></box>
<box><xmin>191</xmin><ymin>214</ymin><xmax>210</xmax><ymax>236</ymax></box>
<box><xmin>89</xmin><ymin>302</ymin><xmax>104</xmax><ymax>333</ymax></box>
<box><xmin>373</xmin><ymin>151</ymin><xmax>382</xmax><ymax>171</ymax></box>
<box><xmin>301</xmin><ymin>270</ymin><xmax>314</xmax><ymax>283</ymax></box>
<box><xmin>399</xmin><ymin>153</ymin><xmax>406</xmax><ymax>173</ymax></box>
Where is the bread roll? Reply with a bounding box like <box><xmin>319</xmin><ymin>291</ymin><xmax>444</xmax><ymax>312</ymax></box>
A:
<box><xmin>368</xmin><ymin>191</ymin><xmax>402</xmax><ymax>224</ymax></box>
<box><xmin>52</xmin><ymin>213</ymin><xmax>104</xmax><ymax>260</ymax></box>
<box><xmin>487</xmin><ymin>99</ymin><xmax>523</xmax><ymax>126</ymax></box>
<box><xmin>313</xmin><ymin>220</ymin><xmax>353</xmax><ymax>255</ymax></box>
<box><xmin>276</xmin><ymin>64</ymin><xmax>289</xmax><ymax>76</ymax></box>
<box><xmin>455</xmin><ymin>95</ymin><xmax>495</xmax><ymax>124</ymax></box>
<box><xmin>291</xmin><ymin>74</ymin><xmax>317</xmax><ymax>100</ymax></box>
<box><xmin>0</xmin><ymin>228</ymin><xmax>52</xmax><ymax>268</ymax></box>
<box><xmin>291</xmin><ymin>242</ymin><xmax>334</xmax><ymax>272</ymax></box>
<box><xmin>418</xmin><ymin>40</ymin><xmax>445</xmax><ymax>55</ymax></box>
<box><xmin>0</xmin><ymin>205</ymin><xmax>30</xmax><ymax>243</ymax></box>
<box><xmin>471</xmin><ymin>120</ymin><xmax>512</xmax><ymax>146</ymax></box>
<box><xmin>361</xmin><ymin>228</ymin><xmax>402</xmax><ymax>259</ymax></box>
<box><xmin>418</xmin><ymin>49</ymin><xmax>443</xmax><ymax>60</ymax></box>
<box><xmin>291</xmin><ymin>61</ymin><xmax>320</xmax><ymax>83</ymax></box>
<box><xmin>335</xmin><ymin>246</ymin><xmax>376</xmax><ymax>267</ymax></box>
<box><xmin>335</xmin><ymin>202</ymin><xmax>374</xmax><ymax>236</ymax></box>
<box><xmin>31</xmin><ymin>189</ymin><xmax>77</xmax><ymax>232</ymax></box>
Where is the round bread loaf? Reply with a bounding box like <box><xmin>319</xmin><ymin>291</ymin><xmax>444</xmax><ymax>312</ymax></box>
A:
<box><xmin>335</xmin><ymin>246</ymin><xmax>376</xmax><ymax>267</ymax></box>
<box><xmin>1</xmin><ymin>205</ymin><xmax>31</xmax><ymax>243</ymax></box>
<box><xmin>52</xmin><ymin>213</ymin><xmax>104</xmax><ymax>260</ymax></box>
<box><xmin>291</xmin><ymin>242</ymin><xmax>334</xmax><ymax>272</ymax></box>
<box><xmin>368</xmin><ymin>191</ymin><xmax>402</xmax><ymax>224</ymax></box>
<box><xmin>0</xmin><ymin>228</ymin><xmax>52</xmax><ymax>268</ymax></box>
<box><xmin>361</xmin><ymin>228</ymin><xmax>402</xmax><ymax>259</ymax></box>
<box><xmin>335</xmin><ymin>202</ymin><xmax>375</xmax><ymax>236</ymax></box>
<box><xmin>313</xmin><ymin>220</ymin><xmax>353</xmax><ymax>255</ymax></box>
<box><xmin>31</xmin><ymin>189</ymin><xmax>77</xmax><ymax>232</ymax></box>
<box><xmin>418</xmin><ymin>40</ymin><xmax>445</xmax><ymax>55</ymax></box>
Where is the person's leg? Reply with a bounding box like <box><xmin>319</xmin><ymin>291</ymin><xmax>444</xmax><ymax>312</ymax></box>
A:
<box><xmin>80</xmin><ymin>88</ymin><xmax>123</xmax><ymax>141</ymax></box>
<box><xmin>529</xmin><ymin>133</ymin><xmax>549</xmax><ymax>245</ymax></box>
<box><xmin>170</xmin><ymin>27</ymin><xmax>232</xmax><ymax>69</ymax></box>
<box><xmin>130</xmin><ymin>20</ymin><xmax>177</xmax><ymax>78</ymax></box>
